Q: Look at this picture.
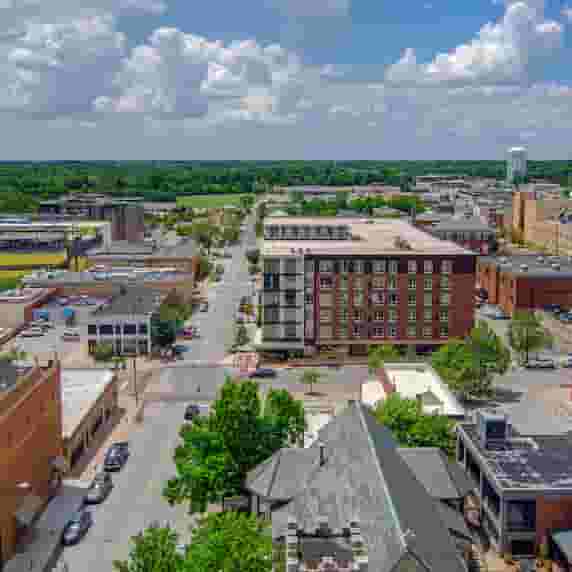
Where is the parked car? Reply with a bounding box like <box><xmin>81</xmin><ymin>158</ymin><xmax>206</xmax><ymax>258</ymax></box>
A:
<box><xmin>524</xmin><ymin>357</ymin><xmax>556</xmax><ymax>369</ymax></box>
<box><xmin>61</xmin><ymin>510</ymin><xmax>93</xmax><ymax>546</ymax></box>
<box><xmin>184</xmin><ymin>404</ymin><xmax>201</xmax><ymax>422</ymax></box>
<box><xmin>103</xmin><ymin>442</ymin><xmax>130</xmax><ymax>471</ymax></box>
<box><xmin>84</xmin><ymin>472</ymin><xmax>113</xmax><ymax>504</ymax></box>
<box><xmin>62</xmin><ymin>329</ymin><xmax>80</xmax><ymax>341</ymax></box>
<box><xmin>21</xmin><ymin>327</ymin><xmax>45</xmax><ymax>337</ymax></box>
<box><xmin>249</xmin><ymin>368</ymin><xmax>276</xmax><ymax>379</ymax></box>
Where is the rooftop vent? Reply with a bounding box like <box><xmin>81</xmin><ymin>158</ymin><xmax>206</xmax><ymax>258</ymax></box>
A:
<box><xmin>537</xmin><ymin>256</ymin><xmax>545</xmax><ymax>263</ymax></box>
<box><xmin>520</xmin><ymin>264</ymin><xmax>528</xmax><ymax>271</ymax></box>
<box><xmin>552</xmin><ymin>263</ymin><xmax>561</xmax><ymax>271</ymax></box>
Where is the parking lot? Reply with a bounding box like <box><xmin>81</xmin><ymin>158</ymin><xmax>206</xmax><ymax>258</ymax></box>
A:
<box><xmin>11</xmin><ymin>295</ymin><xmax>108</xmax><ymax>363</ymax></box>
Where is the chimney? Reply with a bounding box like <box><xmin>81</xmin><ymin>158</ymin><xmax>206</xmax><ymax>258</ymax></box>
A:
<box><xmin>319</xmin><ymin>442</ymin><xmax>326</xmax><ymax>466</ymax></box>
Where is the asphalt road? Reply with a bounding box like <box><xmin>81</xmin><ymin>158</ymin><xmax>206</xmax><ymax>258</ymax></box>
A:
<box><xmin>54</xmin><ymin>217</ymin><xmax>257</xmax><ymax>571</ymax></box>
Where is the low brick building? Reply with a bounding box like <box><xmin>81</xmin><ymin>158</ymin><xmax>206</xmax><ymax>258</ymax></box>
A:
<box><xmin>0</xmin><ymin>360</ymin><xmax>64</xmax><ymax>567</ymax></box>
<box><xmin>457</xmin><ymin>410</ymin><xmax>572</xmax><ymax>558</ymax></box>
<box><xmin>477</xmin><ymin>254</ymin><xmax>572</xmax><ymax>315</ymax></box>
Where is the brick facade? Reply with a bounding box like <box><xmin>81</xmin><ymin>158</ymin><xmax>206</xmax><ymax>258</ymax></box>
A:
<box><xmin>0</xmin><ymin>363</ymin><xmax>63</xmax><ymax>564</ymax></box>
<box><xmin>537</xmin><ymin>497</ymin><xmax>572</xmax><ymax>548</ymax></box>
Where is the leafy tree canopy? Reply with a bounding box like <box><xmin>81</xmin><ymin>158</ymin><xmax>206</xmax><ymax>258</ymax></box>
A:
<box><xmin>507</xmin><ymin>310</ymin><xmax>552</xmax><ymax>363</ymax></box>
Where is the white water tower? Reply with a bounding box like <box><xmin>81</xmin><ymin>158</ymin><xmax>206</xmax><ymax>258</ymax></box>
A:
<box><xmin>507</xmin><ymin>147</ymin><xmax>527</xmax><ymax>183</ymax></box>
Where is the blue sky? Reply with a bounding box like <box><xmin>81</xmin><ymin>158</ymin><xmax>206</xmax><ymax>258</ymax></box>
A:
<box><xmin>1</xmin><ymin>0</ymin><xmax>572</xmax><ymax>159</ymax></box>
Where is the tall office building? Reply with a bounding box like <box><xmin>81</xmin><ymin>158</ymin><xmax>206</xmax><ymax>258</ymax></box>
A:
<box><xmin>507</xmin><ymin>147</ymin><xmax>527</xmax><ymax>183</ymax></box>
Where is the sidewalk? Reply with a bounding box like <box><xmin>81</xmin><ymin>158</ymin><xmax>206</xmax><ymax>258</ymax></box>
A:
<box><xmin>4</xmin><ymin>480</ymin><xmax>89</xmax><ymax>572</ymax></box>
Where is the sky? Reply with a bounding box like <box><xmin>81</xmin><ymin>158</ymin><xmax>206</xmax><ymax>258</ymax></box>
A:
<box><xmin>1</xmin><ymin>0</ymin><xmax>572</xmax><ymax>160</ymax></box>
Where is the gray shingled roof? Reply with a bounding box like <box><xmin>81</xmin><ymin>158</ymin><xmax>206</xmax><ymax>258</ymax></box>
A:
<box><xmin>398</xmin><ymin>448</ymin><xmax>474</xmax><ymax>501</ymax></box>
<box><xmin>245</xmin><ymin>448</ymin><xmax>320</xmax><ymax>501</ymax></box>
<box><xmin>270</xmin><ymin>402</ymin><xmax>466</xmax><ymax>572</ymax></box>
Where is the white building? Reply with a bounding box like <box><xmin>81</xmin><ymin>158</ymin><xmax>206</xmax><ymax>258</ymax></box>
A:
<box><xmin>507</xmin><ymin>147</ymin><xmax>527</xmax><ymax>183</ymax></box>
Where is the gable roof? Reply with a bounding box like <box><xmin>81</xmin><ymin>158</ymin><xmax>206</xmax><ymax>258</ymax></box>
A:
<box><xmin>398</xmin><ymin>448</ymin><xmax>474</xmax><ymax>501</ymax></box>
<box><xmin>270</xmin><ymin>402</ymin><xmax>467</xmax><ymax>572</ymax></box>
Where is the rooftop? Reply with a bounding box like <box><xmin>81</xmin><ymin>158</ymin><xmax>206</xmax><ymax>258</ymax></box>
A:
<box><xmin>479</xmin><ymin>254</ymin><xmax>572</xmax><ymax>278</ymax></box>
<box><xmin>431</xmin><ymin>216</ymin><xmax>493</xmax><ymax>233</ymax></box>
<box><xmin>250</xmin><ymin>401</ymin><xmax>466</xmax><ymax>572</ymax></box>
<box><xmin>61</xmin><ymin>368</ymin><xmax>115</xmax><ymax>438</ymax></box>
<box><xmin>90</xmin><ymin>286</ymin><xmax>163</xmax><ymax>317</ymax></box>
<box><xmin>263</xmin><ymin>218</ymin><xmax>472</xmax><ymax>257</ymax></box>
<box><xmin>87</xmin><ymin>241</ymin><xmax>155</xmax><ymax>256</ymax></box>
<box><xmin>22</xmin><ymin>269</ymin><xmax>192</xmax><ymax>285</ymax></box>
<box><xmin>460</xmin><ymin>423</ymin><xmax>572</xmax><ymax>490</ymax></box>
<box><xmin>362</xmin><ymin>363</ymin><xmax>465</xmax><ymax>418</ymax></box>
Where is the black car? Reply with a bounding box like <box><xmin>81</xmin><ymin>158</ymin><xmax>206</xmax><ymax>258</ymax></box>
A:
<box><xmin>61</xmin><ymin>510</ymin><xmax>93</xmax><ymax>546</ymax></box>
<box><xmin>103</xmin><ymin>442</ymin><xmax>130</xmax><ymax>471</ymax></box>
<box><xmin>84</xmin><ymin>472</ymin><xmax>113</xmax><ymax>504</ymax></box>
<box><xmin>249</xmin><ymin>368</ymin><xmax>277</xmax><ymax>379</ymax></box>
<box><xmin>184</xmin><ymin>404</ymin><xmax>201</xmax><ymax>422</ymax></box>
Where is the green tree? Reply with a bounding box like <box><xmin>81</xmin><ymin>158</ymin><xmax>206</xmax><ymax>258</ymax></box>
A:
<box><xmin>245</xmin><ymin>248</ymin><xmax>260</xmax><ymax>265</ymax></box>
<box><xmin>0</xmin><ymin>347</ymin><xmax>28</xmax><ymax>363</ymax></box>
<box><xmin>93</xmin><ymin>342</ymin><xmax>114</xmax><ymax>362</ymax></box>
<box><xmin>263</xmin><ymin>388</ymin><xmax>306</xmax><ymax>446</ymax></box>
<box><xmin>299</xmin><ymin>369</ymin><xmax>322</xmax><ymax>395</ymax></box>
<box><xmin>113</xmin><ymin>522</ymin><xmax>183</xmax><ymax>572</ymax></box>
<box><xmin>185</xmin><ymin>513</ymin><xmax>272</xmax><ymax>572</ymax></box>
<box><xmin>373</xmin><ymin>394</ymin><xmax>455</xmax><ymax>456</ymax></box>
<box><xmin>191</xmin><ymin>221</ymin><xmax>219</xmax><ymax>254</ymax></box>
<box><xmin>368</xmin><ymin>344</ymin><xmax>400</xmax><ymax>374</ymax></box>
<box><xmin>234</xmin><ymin>324</ymin><xmax>250</xmax><ymax>348</ymax></box>
<box><xmin>508</xmin><ymin>310</ymin><xmax>552</xmax><ymax>364</ymax></box>
<box><xmin>335</xmin><ymin>190</ymin><xmax>348</xmax><ymax>209</ymax></box>
<box><xmin>164</xmin><ymin>379</ymin><xmax>305</xmax><ymax>512</ymax></box>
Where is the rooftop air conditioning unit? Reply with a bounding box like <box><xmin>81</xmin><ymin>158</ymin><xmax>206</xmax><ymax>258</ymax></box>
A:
<box><xmin>520</xmin><ymin>264</ymin><xmax>528</xmax><ymax>271</ymax></box>
<box><xmin>537</xmin><ymin>257</ymin><xmax>544</xmax><ymax>263</ymax></box>
<box><xmin>552</xmin><ymin>263</ymin><xmax>561</xmax><ymax>270</ymax></box>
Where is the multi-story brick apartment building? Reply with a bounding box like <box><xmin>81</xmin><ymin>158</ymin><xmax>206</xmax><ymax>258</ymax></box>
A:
<box><xmin>477</xmin><ymin>254</ymin><xmax>572</xmax><ymax>315</ymax></box>
<box><xmin>457</xmin><ymin>410</ymin><xmax>572</xmax><ymax>558</ymax></box>
<box><xmin>258</xmin><ymin>217</ymin><xmax>476</xmax><ymax>358</ymax></box>
<box><xmin>0</xmin><ymin>360</ymin><xmax>64</xmax><ymax>567</ymax></box>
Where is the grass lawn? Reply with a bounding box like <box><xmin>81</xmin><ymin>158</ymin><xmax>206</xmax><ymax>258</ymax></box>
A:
<box><xmin>176</xmin><ymin>194</ymin><xmax>247</xmax><ymax>209</ymax></box>
<box><xmin>0</xmin><ymin>251</ymin><xmax>67</xmax><ymax>267</ymax></box>
<box><xmin>0</xmin><ymin>270</ymin><xmax>32</xmax><ymax>292</ymax></box>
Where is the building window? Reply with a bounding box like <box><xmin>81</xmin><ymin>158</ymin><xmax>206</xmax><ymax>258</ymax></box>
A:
<box><xmin>388</xmin><ymin>293</ymin><xmax>398</xmax><ymax>306</ymax></box>
<box><xmin>388</xmin><ymin>326</ymin><xmax>397</xmax><ymax>338</ymax></box>
<box><xmin>319</xmin><ymin>260</ymin><xmax>333</xmax><ymax>273</ymax></box>
<box><xmin>88</xmin><ymin>324</ymin><xmax>97</xmax><ymax>335</ymax></box>
<box><xmin>388</xmin><ymin>277</ymin><xmax>397</xmax><ymax>290</ymax></box>
<box><xmin>285</xmin><ymin>290</ymin><xmax>297</xmax><ymax>306</ymax></box>
<box><xmin>373</xmin><ymin>260</ymin><xmax>386</xmax><ymax>273</ymax></box>
<box><xmin>340</xmin><ymin>260</ymin><xmax>351</xmax><ymax>273</ymax></box>
<box><xmin>374</xmin><ymin>310</ymin><xmax>384</xmax><ymax>321</ymax></box>
<box><xmin>408</xmin><ymin>277</ymin><xmax>416</xmax><ymax>290</ymax></box>
<box><xmin>139</xmin><ymin>323</ymin><xmax>148</xmax><ymax>335</ymax></box>
<box><xmin>442</xmin><ymin>260</ymin><xmax>453</xmax><ymax>274</ymax></box>
<box><xmin>264</xmin><ymin>308</ymin><xmax>279</xmax><ymax>323</ymax></box>
<box><xmin>371</xmin><ymin>291</ymin><xmax>385</xmax><ymax>305</ymax></box>
<box><xmin>284</xmin><ymin>324</ymin><xmax>298</xmax><ymax>339</ymax></box>
<box><xmin>304</xmin><ymin>293</ymin><xmax>313</xmax><ymax>305</ymax></box>
<box><xmin>123</xmin><ymin>324</ymin><xmax>137</xmax><ymax>335</ymax></box>
<box><xmin>320</xmin><ymin>277</ymin><xmax>333</xmax><ymax>289</ymax></box>
<box><xmin>353</xmin><ymin>309</ymin><xmax>363</xmax><ymax>321</ymax></box>
<box><xmin>353</xmin><ymin>291</ymin><xmax>364</xmax><ymax>306</ymax></box>
<box><xmin>372</xmin><ymin>276</ymin><xmax>385</xmax><ymax>289</ymax></box>
<box><xmin>372</xmin><ymin>326</ymin><xmax>384</xmax><ymax>337</ymax></box>
<box><xmin>423</xmin><ymin>293</ymin><xmax>433</xmax><ymax>306</ymax></box>
<box><xmin>339</xmin><ymin>276</ymin><xmax>348</xmax><ymax>290</ymax></box>
<box><xmin>388</xmin><ymin>309</ymin><xmax>397</xmax><ymax>323</ymax></box>
<box><xmin>100</xmin><ymin>324</ymin><xmax>113</xmax><ymax>335</ymax></box>
<box><xmin>408</xmin><ymin>260</ymin><xmax>417</xmax><ymax>274</ymax></box>
<box><xmin>408</xmin><ymin>293</ymin><xmax>416</xmax><ymax>306</ymax></box>
<box><xmin>320</xmin><ymin>309</ymin><xmax>331</xmax><ymax>323</ymax></box>
<box><xmin>440</xmin><ymin>293</ymin><xmax>450</xmax><ymax>306</ymax></box>
<box><xmin>339</xmin><ymin>291</ymin><xmax>349</xmax><ymax>304</ymax></box>
<box><xmin>424</xmin><ymin>260</ymin><xmax>433</xmax><ymax>274</ymax></box>
<box><xmin>424</xmin><ymin>277</ymin><xmax>433</xmax><ymax>291</ymax></box>
<box><xmin>423</xmin><ymin>326</ymin><xmax>432</xmax><ymax>338</ymax></box>
<box><xmin>424</xmin><ymin>308</ymin><xmax>432</xmax><ymax>322</ymax></box>
<box><xmin>304</xmin><ymin>259</ymin><xmax>315</xmax><ymax>273</ymax></box>
<box><xmin>352</xmin><ymin>324</ymin><xmax>361</xmax><ymax>338</ymax></box>
<box><xmin>408</xmin><ymin>309</ymin><xmax>416</xmax><ymax>322</ymax></box>
<box><xmin>439</xmin><ymin>310</ymin><xmax>449</xmax><ymax>323</ymax></box>
<box><xmin>507</xmin><ymin>501</ymin><xmax>536</xmax><ymax>532</ymax></box>
<box><xmin>407</xmin><ymin>326</ymin><xmax>417</xmax><ymax>338</ymax></box>
<box><xmin>440</xmin><ymin>325</ymin><xmax>449</xmax><ymax>338</ymax></box>
<box><xmin>389</xmin><ymin>260</ymin><xmax>398</xmax><ymax>274</ymax></box>
<box><xmin>353</xmin><ymin>261</ymin><xmax>363</xmax><ymax>273</ymax></box>
<box><xmin>353</xmin><ymin>277</ymin><xmax>363</xmax><ymax>290</ymax></box>
<box><xmin>339</xmin><ymin>308</ymin><xmax>348</xmax><ymax>322</ymax></box>
<box><xmin>264</xmin><ymin>260</ymin><xmax>280</xmax><ymax>274</ymax></box>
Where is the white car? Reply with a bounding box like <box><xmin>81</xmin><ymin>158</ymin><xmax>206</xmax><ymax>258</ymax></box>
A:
<box><xmin>62</xmin><ymin>329</ymin><xmax>80</xmax><ymax>340</ymax></box>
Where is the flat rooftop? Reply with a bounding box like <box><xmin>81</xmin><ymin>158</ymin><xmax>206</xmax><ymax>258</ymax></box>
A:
<box><xmin>0</xmin><ymin>221</ymin><xmax>109</xmax><ymax>230</ymax></box>
<box><xmin>22</xmin><ymin>269</ymin><xmax>192</xmax><ymax>284</ymax></box>
<box><xmin>432</xmin><ymin>216</ymin><xmax>494</xmax><ymax>232</ymax></box>
<box><xmin>87</xmin><ymin>241</ymin><xmax>155</xmax><ymax>256</ymax></box>
<box><xmin>362</xmin><ymin>363</ymin><xmax>465</xmax><ymax>418</ymax></box>
<box><xmin>461</xmin><ymin>423</ymin><xmax>572</xmax><ymax>490</ymax></box>
<box><xmin>263</xmin><ymin>217</ymin><xmax>472</xmax><ymax>256</ymax></box>
<box><xmin>479</xmin><ymin>254</ymin><xmax>572</xmax><ymax>278</ymax></box>
<box><xmin>90</xmin><ymin>286</ymin><xmax>162</xmax><ymax>317</ymax></box>
<box><xmin>61</xmin><ymin>368</ymin><xmax>115</xmax><ymax>439</ymax></box>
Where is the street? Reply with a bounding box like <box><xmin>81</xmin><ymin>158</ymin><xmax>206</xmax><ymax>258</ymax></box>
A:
<box><xmin>54</xmin><ymin>216</ymin><xmax>257</xmax><ymax>571</ymax></box>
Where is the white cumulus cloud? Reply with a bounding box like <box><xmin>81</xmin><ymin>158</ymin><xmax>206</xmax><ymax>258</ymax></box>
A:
<box><xmin>385</xmin><ymin>0</ymin><xmax>562</xmax><ymax>86</ymax></box>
